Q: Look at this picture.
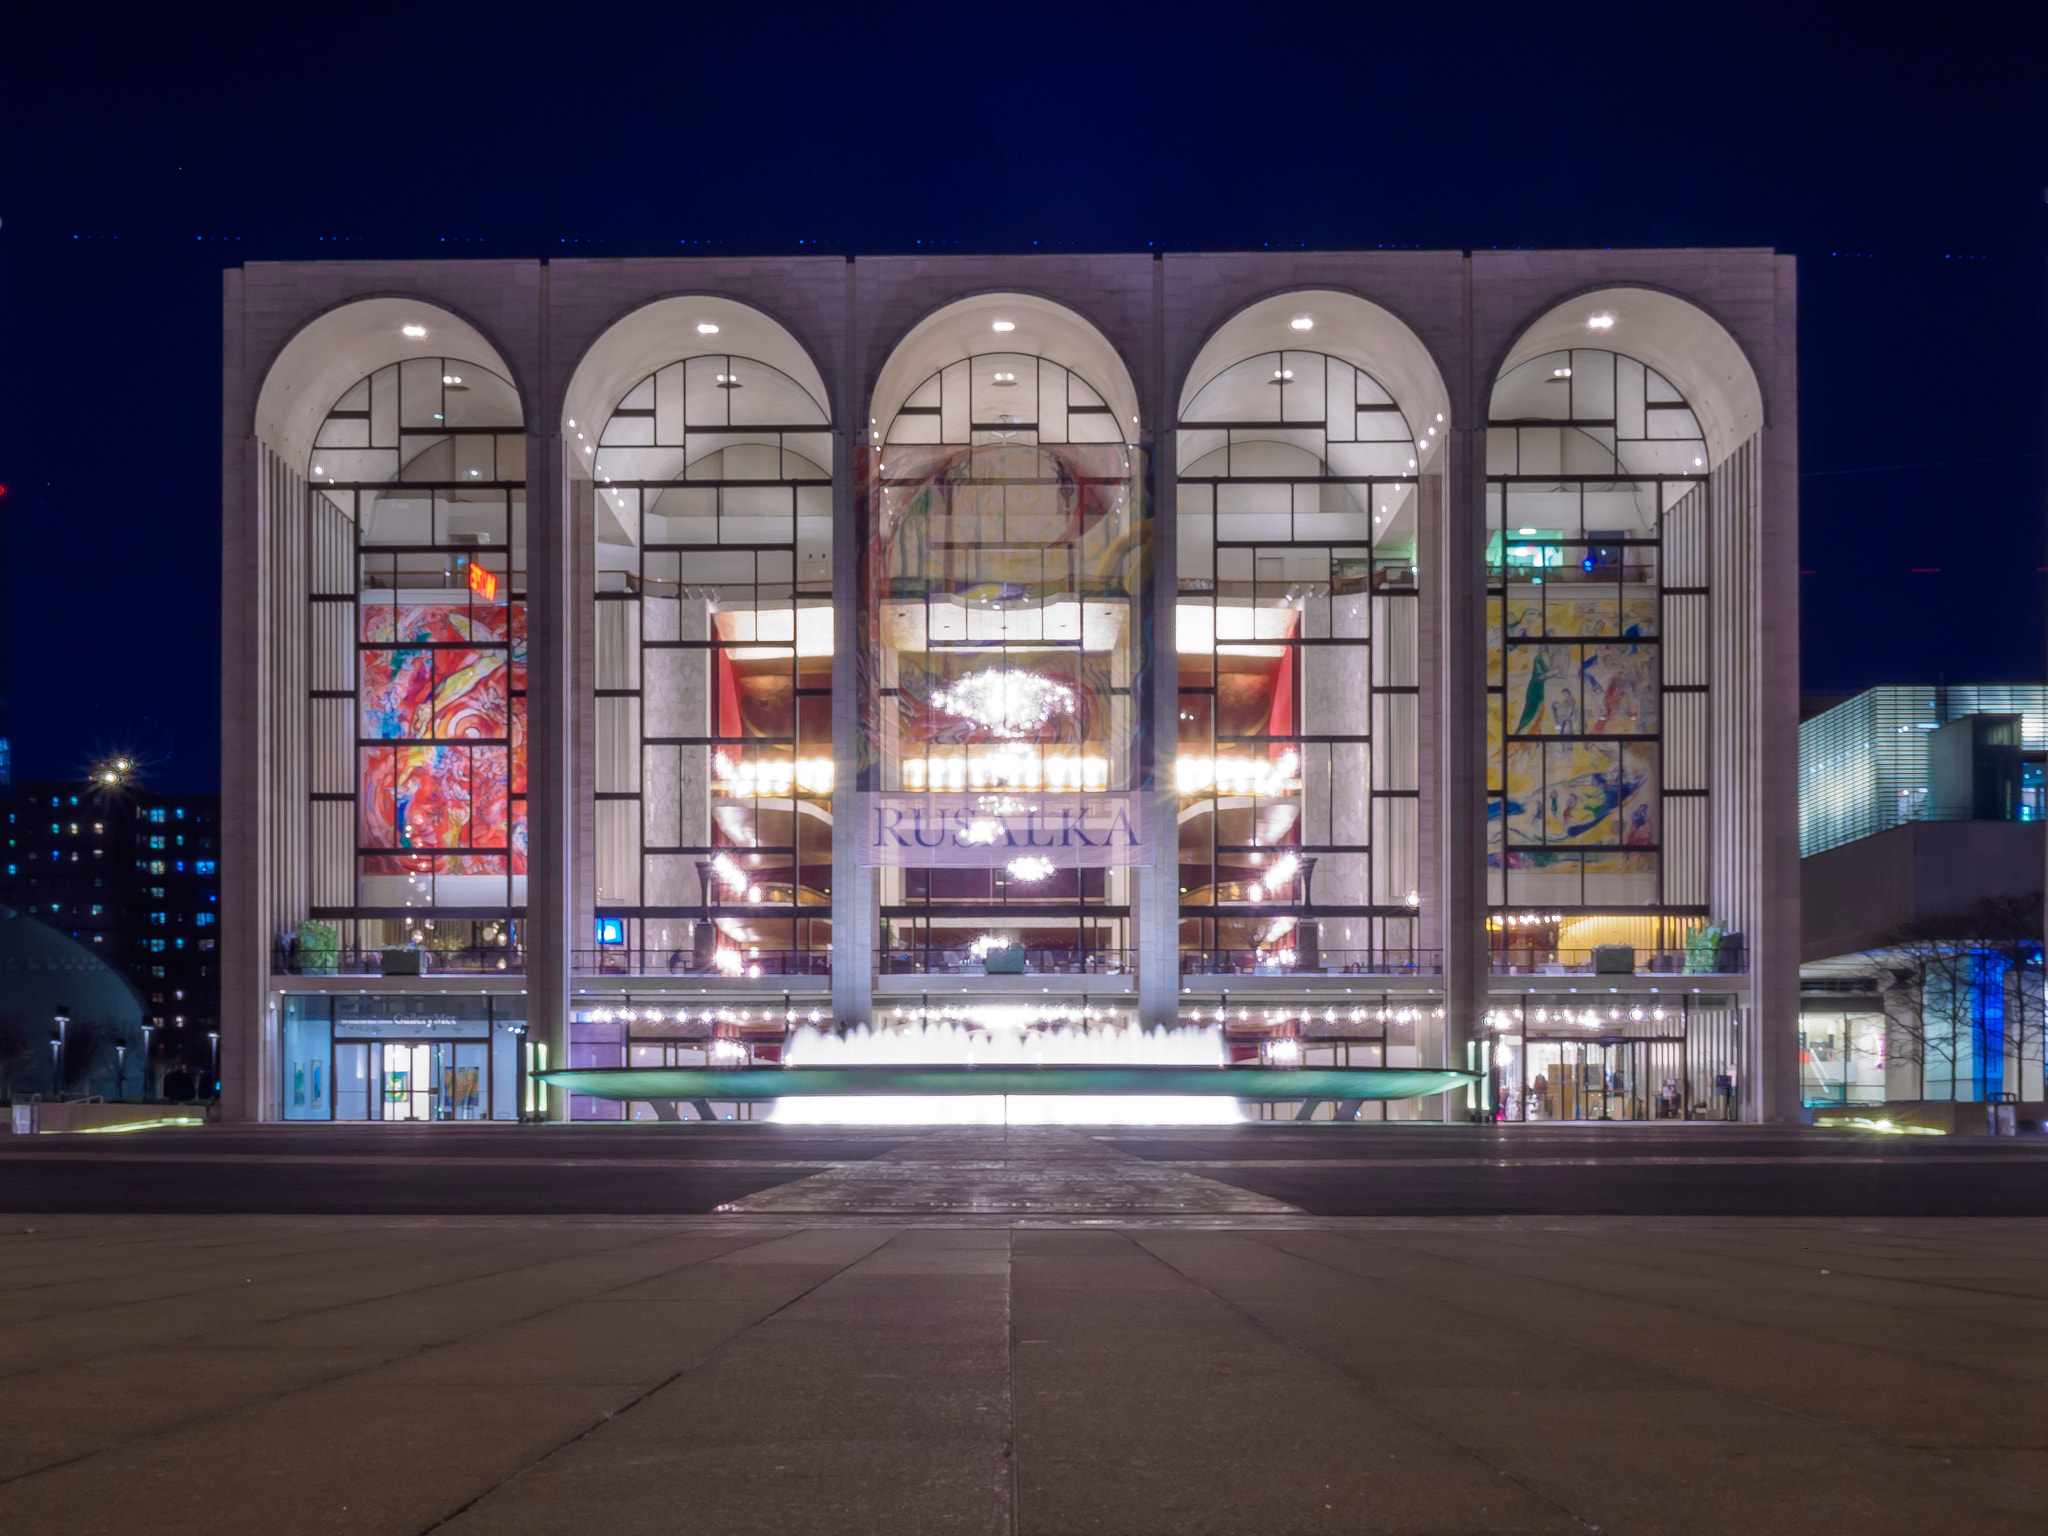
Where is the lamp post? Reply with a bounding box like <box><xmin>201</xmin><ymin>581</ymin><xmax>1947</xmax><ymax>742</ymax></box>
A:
<box><xmin>139</xmin><ymin>1024</ymin><xmax>156</xmax><ymax>1099</ymax></box>
<box><xmin>206</xmin><ymin>1030</ymin><xmax>220</xmax><ymax>1100</ymax></box>
<box><xmin>51</xmin><ymin>1006</ymin><xmax>69</xmax><ymax>1095</ymax></box>
<box><xmin>114</xmin><ymin>1043</ymin><xmax>128</xmax><ymax>1101</ymax></box>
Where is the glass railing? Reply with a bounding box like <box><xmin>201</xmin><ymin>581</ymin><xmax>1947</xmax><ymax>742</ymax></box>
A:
<box><xmin>877</xmin><ymin>947</ymin><xmax>1133</xmax><ymax>977</ymax></box>
<box><xmin>573</xmin><ymin>949</ymin><xmax>830</xmax><ymax>978</ymax></box>
<box><xmin>272</xmin><ymin>946</ymin><xmax>525</xmax><ymax>977</ymax></box>
<box><xmin>1488</xmin><ymin>947</ymin><xmax>1746</xmax><ymax>976</ymax></box>
<box><xmin>1180</xmin><ymin>949</ymin><xmax>1444</xmax><ymax>977</ymax></box>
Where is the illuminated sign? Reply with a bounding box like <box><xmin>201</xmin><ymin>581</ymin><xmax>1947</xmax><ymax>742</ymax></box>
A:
<box><xmin>467</xmin><ymin>561</ymin><xmax>499</xmax><ymax>602</ymax></box>
<box><xmin>855</xmin><ymin>792</ymin><xmax>1151</xmax><ymax>868</ymax></box>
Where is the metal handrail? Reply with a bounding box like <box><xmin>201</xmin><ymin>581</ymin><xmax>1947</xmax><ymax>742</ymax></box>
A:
<box><xmin>574</xmin><ymin>948</ymin><xmax>830</xmax><ymax>978</ymax></box>
<box><xmin>1181</xmin><ymin>949</ymin><xmax>1444</xmax><ymax>977</ymax></box>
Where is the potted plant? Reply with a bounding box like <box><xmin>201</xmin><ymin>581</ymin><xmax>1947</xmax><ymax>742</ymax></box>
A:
<box><xmin>294</xmin><ymin>919</ymin><xmax>340</xmax><ymax>976</ymax></box>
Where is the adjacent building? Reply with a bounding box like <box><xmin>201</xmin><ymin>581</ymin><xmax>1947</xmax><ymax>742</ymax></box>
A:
<box><xmin>0</xmin><ymin>778</ymin><xmax>222</xmax><ymax>1089</ymax></box>
<box><xmin>1799</xmin><ymin>685</ymin><xmax>2046</xmax><ymax>1110</ymax></box>
<box><xmin>221</xmin><ymin>250</ymin><xmax>1800</xmax><ymax>1124</ymax></box>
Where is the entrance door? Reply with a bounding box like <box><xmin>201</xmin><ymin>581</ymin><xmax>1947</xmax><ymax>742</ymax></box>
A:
<box><xmin>378</xmin><ymin>1043</ymin><xmax>435</xmax><ymax>1120</ymax></box>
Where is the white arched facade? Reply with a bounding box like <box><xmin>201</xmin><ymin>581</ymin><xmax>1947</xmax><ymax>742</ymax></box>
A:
<box><xmin>1174</xmin><ymin>291</ymin><xmax>1449</xmax><ymax>975</ymax></box>
<box><xmin>254</xmin><ymin>300</ymin><xmax>530</xmax><ymax>957</ymax></box>
<box><xmin>564</xmin><ymin>298</ymin><xmax>835</xmax><ymax>979</ymax></box>
<box><xmin>860</xmin><ymin>295</ymin><xmax>1146</xmax><ymax>977</ymax></box>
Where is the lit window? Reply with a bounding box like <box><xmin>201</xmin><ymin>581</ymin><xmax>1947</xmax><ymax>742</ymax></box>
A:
<box><xmin>195</xmin><ymin>913</ymin><xmax>214</xmax><ymax>926</ymax></box>
<box><xmin>196</xmin><ymin>861</ymin><xmax>216</xmax><ymax>876</ymax></box>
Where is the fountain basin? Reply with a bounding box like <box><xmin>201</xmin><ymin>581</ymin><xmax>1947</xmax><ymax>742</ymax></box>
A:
<box><xmin>539</xmin><ymin>1065</ymin><xmax>1476</xmax><ymax>1102</ymax></box>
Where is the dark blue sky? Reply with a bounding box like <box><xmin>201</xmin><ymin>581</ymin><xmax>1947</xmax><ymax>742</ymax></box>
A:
<box><xmin>3</xmin><ymin>0</ymin><xmax>2043</xmax><ymax>793</ymax></box>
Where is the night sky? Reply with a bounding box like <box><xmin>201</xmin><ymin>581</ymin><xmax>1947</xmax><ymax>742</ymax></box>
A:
<box><xmin>3</xmin><ymin>1</ymin><xmax>2043</xmax><ymax>794</ymax></box>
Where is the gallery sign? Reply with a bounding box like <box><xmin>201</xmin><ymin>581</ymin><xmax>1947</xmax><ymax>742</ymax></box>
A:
<box><xmin>855</xmin><ymin>793</ymin><xmax>1152</xmax><ymax>868</ymax></box>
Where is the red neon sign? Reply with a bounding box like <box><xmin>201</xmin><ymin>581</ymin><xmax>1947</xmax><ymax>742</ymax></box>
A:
<box><xmin>467</xmin><ymin>561</ymin><xmax>499</xmax><ymax>602</ymax></box>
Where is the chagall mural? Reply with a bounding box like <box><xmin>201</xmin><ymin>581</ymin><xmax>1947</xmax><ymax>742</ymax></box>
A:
<box><xmin>359</xmin><ymin>597</ymin><xmax>528</xmax><ymax>874</ymax></box>
<box><xmin>1488</xmin><ymin>593</ymin><xmax>1658</xmax><ymax>872</ymax></box>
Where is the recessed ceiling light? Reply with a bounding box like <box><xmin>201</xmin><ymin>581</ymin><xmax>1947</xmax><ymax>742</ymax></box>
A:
<box><xmin>401</xmin><ymin>323</ymin><xmax>428</xmax><ymax>338</ymax></box>
<box><xmin>697</xmin><ymin>322</ymin><xmax>720</xmax><ymax>335</ymax></box>
<box><xmin>1552</xmin><ymin>367</ymin><xmax>1572</xmax><ymax>379</ymax></box>
<box><xmin>1694</xmin><ymin>456</ymin><xmax>1705</xmax><ymax>467</ymax></box>
<box><xmin>1586</xmin><ymin>314</ymin><xmax>1615</xmax><ymax>330</ymax></box>
<box><xmin>1289</xmin><ymin>315</ymin><xmax>1314</xmax><ymax>331</ymax></box>
<box><xmin>1518</xmin><ymin>526</ymin><xmax>1538</xmax><ymax>534</ymax></box>
<box><xmin>991</xmin><ymin>319</ymin><xmax>1016</xmax><ymax>332</ymax></box>
<box><xmin>992</xmin><ymin>371</ymin><xmax>1017</xmax><ymax>384</ymax></box>
<box><xmin>442</xmin><ymin>374</ymin><xmax>462</xmax><ymax>385</ymax></box>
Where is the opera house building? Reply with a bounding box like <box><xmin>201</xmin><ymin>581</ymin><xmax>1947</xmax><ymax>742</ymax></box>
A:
<box><xmin>220</xmin><ymin>249</ymin><xmax>1799</xmax><ymax>1126</ymax></box>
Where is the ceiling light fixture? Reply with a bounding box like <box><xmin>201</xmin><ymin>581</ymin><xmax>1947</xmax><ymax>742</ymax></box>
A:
<box><xmin>931</xmin><ymin>668</ymin><xmax>1077</xmax><ymax>738</ymax></box>
<box><xmin>696</xmin><ymin>322</ymin><xmax>720</xmax><ymax>335</ymax></box>
<box><xmin>1552</xmin><ymin>367</ymin><xmax>1572</xmax><ymax>378</ymax></box>
<box><xmin>442</xmin><ymin>374</ymin><xmax>463</xmax><ymax>385</ymax></box>
<box><xmin>991</xmin><ymin>319</ymin><xmax>1016</xmax><ymax>332</ymax></box>
<box><xmin>401</xmin><ymin>323</ymin><xmax>428</xmax><ymax>338</ymax></box>
<box><xmin>1586</xmin><ymin>313</ymin><xmax>1615</xmax><ymax>331</ymax></box>
<box><xmin>1289</xmin><ymin>315</ymin><xmax>1314</xmax><ymax>331</ymax></box>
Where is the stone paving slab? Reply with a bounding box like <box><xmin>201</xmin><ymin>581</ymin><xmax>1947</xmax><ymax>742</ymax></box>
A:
<box><xmin>2</xmin><ymin>1128</ymin><xmax>2045</xmax><ymax>1533</ymax></box>
<box><xmin>719</xmin><ymin>1126</ymin><xmax>1301</xmax><ymax>1215</ymax></box>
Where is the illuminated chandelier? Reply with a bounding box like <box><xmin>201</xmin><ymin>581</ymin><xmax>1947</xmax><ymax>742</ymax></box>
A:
<box><xmin>931</xmin><ymin>668</ymin><xmax>1076</xmax><ymax>738</ymax></box>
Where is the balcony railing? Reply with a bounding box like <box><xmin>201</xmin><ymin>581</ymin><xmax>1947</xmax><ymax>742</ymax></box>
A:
<box><xmin>272</xmin><ymin>945</ymin><xmax>525</xmax><ymax>977</ymax></box>
<box><xmin>1488</xmin><ymin>946</ymin><xmax>1746</xmax><ymax>977</ymax></box>
<box><xmin>574</xmin><ymin>949</ymin><xmax>831</xmax><ymax>978</ymax></box>
<box><xmin>1181</xmin><ymin>949</ymin><xmax>1444</xmax><ymax>977</ymax></box>
<box><xmin>878</xmin><ymin>947</ymin><xmax>1133</xmax><ymax>977</ymax></box>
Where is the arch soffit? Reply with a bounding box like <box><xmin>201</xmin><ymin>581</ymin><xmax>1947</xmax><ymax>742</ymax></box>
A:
<box><xmin>1493</xmin><ymin>286</ymin><xmax>1765</xmax><ymax>466</ymax></box>
<box><xmin>1177</xmin><ymin>289</ymin><xmax>1452</xmax><ymax>473</ymax></box>
<box><xmin>869</xmin><ymin>293</ymin><xmax>1141</xmax><ymax>447</ymax></box>
<box><xmin>255</xmin><ymin>297</ymin><xmax>520</xmax><ymax>472</ymax></box>
<box><xmin>562</xmin><ymin>295</ymin><xmax>832</xmax><ymax>464</ymax></box>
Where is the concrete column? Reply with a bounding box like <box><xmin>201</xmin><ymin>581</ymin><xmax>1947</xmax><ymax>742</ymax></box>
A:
<box><xmin>831</xmin><ymin>259</ymin><xmax>874</xmax><ymax>1026</ymax></box>
<box><xmin>1435</xmin><ymin>268</ymin><xmax>1487</xmax><ymax>1118</ymax></box>
<box><xmin>526</xmin><ymin>311</ymin><xmax>573</xmax><ymax>1117</ymax></box>
<box><xmin>1138</xmin><ymin>255</ymin><xmax>1181</xmax><ymax>1027</ymax></box>
<box><xmin>1752</xmin><ymin>254</ymin><xmax>1805</xmax><ymax>1122</ymax></box>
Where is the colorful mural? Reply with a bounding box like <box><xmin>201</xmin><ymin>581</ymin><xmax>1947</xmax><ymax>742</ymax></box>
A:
<box><xmin>1489</xmin><ymin>588</ymin><xmax>1659</xmax><ymax>869</ymax></box>
<box><xmin>359</xmin><ymin>599</ymin><xmax>527</xmax><ymax>875</ymax></box>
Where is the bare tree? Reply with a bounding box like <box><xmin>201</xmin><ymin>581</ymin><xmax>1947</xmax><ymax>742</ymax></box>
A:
<box><xmin>1866</xmin><ymin>894</ymin><xmax>2045</xmax><ymax>1103</ymax></box>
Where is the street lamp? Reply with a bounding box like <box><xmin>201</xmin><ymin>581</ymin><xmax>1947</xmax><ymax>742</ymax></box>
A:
<box><xmin>51</xmin><ymin>1006</ymin><xmax>69</xmax><ymax>1094</ymax></box>
<box><xmin>139</xmin><ymin>1023</ymin><xmax>155</xmax><ymax>1099</ymax></box>
<box><xmin>115</xmin><ymin>1043</ymin><xmax>128</xmax><ymax>1100</ymax></box>
<box><xmin>206</xmin><ymin>1030</ymin><xmax>220</xmax><ymax>1099</ymax></box>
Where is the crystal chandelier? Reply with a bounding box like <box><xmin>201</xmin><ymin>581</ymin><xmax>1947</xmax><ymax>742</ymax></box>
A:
<box><xmin>931</xmin><ymin>669</ymin><xmax>1077</xmax><ymax>739</ymax></box>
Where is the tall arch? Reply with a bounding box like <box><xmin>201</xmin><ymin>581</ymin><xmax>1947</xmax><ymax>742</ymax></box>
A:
<box><xmin>1483</xmin><ymin>287</ymin><xmax>1768</xmax><ymax>1120</ymax></box>
<box><xmin>254</xmin><ymin>300</ymin><xmax>530</xmax><ymax>962</ymax></box>
<box><xmin>561</xmin><ymin>298</ymin><xmax>835</xmax><ymax>983</ymax></box>
<box><xmin>860</xmin><ymin>295</ymin><xmax>1146</xmax><ymax>976</ymax></box>
<box><xmin>1173</xmin><ymin>291</ymin><xmax>1451</xmax><ymax>983</ymax></box>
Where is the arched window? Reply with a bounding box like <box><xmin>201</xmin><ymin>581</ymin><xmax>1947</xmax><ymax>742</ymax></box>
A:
<box><xmin>1485</xmin><ymin>345</ymin><xmax>1709</xmax><ymax>959</ymax></box>
<box><xmin>588</xmin><ymin>352</ymin><xmax>833</xmax><ymax>975</ymax></box>
<box><xmin>1176</xmin><ymin>335</ymin><xmax>1429</xmax><ymax>976</ymax></box>
<box><xmin>866</xmin><ymin>329</ymin><xmax>1144</xmax><ymax>975</ymax></box>
<box><xmin>308</xmin><ymin>355</ymin><xmax>527</xmax><ymax>959</ymax></box>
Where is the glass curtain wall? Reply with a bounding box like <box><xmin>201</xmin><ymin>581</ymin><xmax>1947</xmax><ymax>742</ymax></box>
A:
<box><xmin>1176</xmin><ymin>351</ymin><xmax>1421</xmax><ymax>975</ymax></box>
<box><xmin>1486</xmin><ymin>349</ymin><xmax>1709</xmax><ymax>970</ymax></box>
<box><xmin>867</xmin><ymin>353</ymin><xmax>1142</xmax><ymax>973</ymax></box>
<box><xmin>588</xmin><ymin>356</ymin><xmax>833</xmax><ymax>976</ymax></box>
<box><xmin>304</xmin><ymin>358</ymin><xmax>527</xmax><ymax>967</ymax></box>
